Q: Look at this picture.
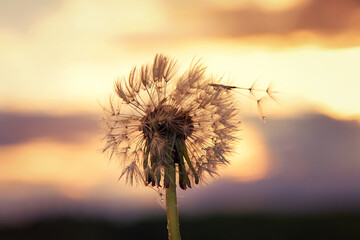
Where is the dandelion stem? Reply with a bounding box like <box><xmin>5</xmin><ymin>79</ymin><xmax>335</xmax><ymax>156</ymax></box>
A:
<box><xmin>165</xmin><ymin>162</ymin><xmax>181</xmax><ymax>240</ymax></box>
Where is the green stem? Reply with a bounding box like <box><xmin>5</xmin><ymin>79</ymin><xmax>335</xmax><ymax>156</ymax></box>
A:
<box><xmin>165</xmin><ymin>163</ymin><xmax>181</xmax><ymax>240</ymax></box>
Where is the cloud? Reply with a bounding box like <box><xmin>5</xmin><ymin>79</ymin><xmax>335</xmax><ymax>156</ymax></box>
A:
<box><xmin>160</xmin><ymin>0</ymin><xmax>360</xmax><ymax>41</ymax></box>
<box><xmin>2</xmin><ymin>0</ymin><xmax>360</xmax><ymax>47</ymax></box>
<box><xmin>0</xmin><ymin>112</ymin><xmax>99</xmax><ymax>145</ymax></box>
<box><xmin>115</xmin><ymin>0</ymin><xmax>360</xmax><ymax>49</ymax></box>
<box><xmin>296</xmin><ymin>0</ymin><xmax>360</xmax><ymax>33</ymax></box>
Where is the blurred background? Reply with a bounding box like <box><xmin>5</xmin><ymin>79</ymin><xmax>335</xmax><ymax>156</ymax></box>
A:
<box><xmin>1</xmin><ymin>0</ymin><xmax>360</xmax><ymax>239</ymax></box>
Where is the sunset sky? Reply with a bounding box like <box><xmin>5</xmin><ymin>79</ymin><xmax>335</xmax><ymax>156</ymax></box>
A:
<box><xmin>1</xmin><ymin>0</ymin><xmax>360</xmax><ymax>224</ymax></box>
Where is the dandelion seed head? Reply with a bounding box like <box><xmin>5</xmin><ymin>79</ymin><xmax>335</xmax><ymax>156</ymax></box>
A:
<box><xmin>140</xmin><ymin>105</ymin><xmax>194</xmax><ymax>141</ymax></box>
<box><xmin>103</xmin><ymin>54</ymin><xmax>240</xmax><ymax>190</ymax></box>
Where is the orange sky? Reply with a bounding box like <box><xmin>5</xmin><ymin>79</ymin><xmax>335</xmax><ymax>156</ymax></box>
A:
<box><xmin>1</xmin><ymin>0</ymin><xmax>360</xmax><ymax>221</ymax></box>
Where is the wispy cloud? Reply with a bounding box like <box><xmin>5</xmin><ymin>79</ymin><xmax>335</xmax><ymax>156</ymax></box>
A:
<box><xmin>200</xmin><ymin>0</ymin><xmax>360</xmax><ymax>37</ymax></box>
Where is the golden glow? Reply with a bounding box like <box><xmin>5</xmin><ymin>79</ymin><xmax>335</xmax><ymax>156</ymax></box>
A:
<box><xmin>0</xmin><ymin>137</ymin><xmax>154</xmax><ymax>200</ymax></box>
<box><xmin>221</xmin><ymin>124</ymin><xmax>269</xmax><ymax>181</ymax></box>
<box><xmin>0</xmin><ymin>139</ymin><xmax>105</xmax><ymax>187</ymax></box>
<box><xmin>0</xmin><ymin>129</ymin><xmax>270</xmax><ymax>203</ymax></box>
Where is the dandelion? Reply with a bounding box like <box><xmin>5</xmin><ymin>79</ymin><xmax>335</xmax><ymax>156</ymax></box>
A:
<box><xmin>102</xmin><ymin>54</ymin><xmax>274</xmax><ymax>240</ymax></box>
